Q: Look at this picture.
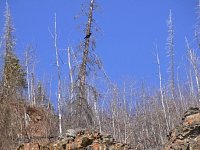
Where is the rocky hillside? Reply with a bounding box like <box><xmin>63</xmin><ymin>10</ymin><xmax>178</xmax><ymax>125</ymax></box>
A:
<box><xmin>15</xmin><ymin>107</ymin><xmax>200</xmax><ymax>150</ymax></box>
<box><xmin>17</xmin><ymin>129</ymin><xmax>131</xmax><ymax>150</ymax></box>
<box><xmin>2</xmin><ymin>101</ymin><xmax>57</xmax><ymax>149</ymax></box>
<box><xmin>163</xmin><ymin>107</ymin><xmax>200</xmax><ymax>150</ymax></box>
<box><xmin>11</xmin><ymin>102</ymin><xmax>57</xmax><ymax>140</ymax></box>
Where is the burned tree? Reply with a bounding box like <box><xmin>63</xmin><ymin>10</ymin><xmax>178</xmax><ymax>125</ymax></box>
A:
<box><xmin>167</xmin><ymin>10</ymin><xmax>175</xmax><ymax>100</ymax></box>
<box><xmin>74</xmin><ymin>0</ymin><xmax>96</xmax><ymax>128</ymax></box>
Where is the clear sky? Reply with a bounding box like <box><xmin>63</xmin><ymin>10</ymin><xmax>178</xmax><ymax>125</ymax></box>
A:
<box><xmin>0</xmin><ymin>0</ymin><xmax>197</xmax><ymax>91</ymax></box>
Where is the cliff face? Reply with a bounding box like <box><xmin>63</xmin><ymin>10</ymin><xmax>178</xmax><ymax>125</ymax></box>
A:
<box><xmin>163</xmin><ymin>107</ymin><xmax>200</xmax><ymax>150</ymax></box>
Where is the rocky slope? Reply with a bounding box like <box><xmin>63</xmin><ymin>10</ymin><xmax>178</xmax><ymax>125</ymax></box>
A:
<box><xmin>163</xmin><ymin>107</ymin><xmax>200</xmax><ymax>150</ymax></box>
<box><xmin>10</xmin><ymin>102</ymin><xmax>57</xmax><ymax>141</ymax></box>
<box><xmin>16</xmin><ymin>107</ymin><xmax>200</xmax><ymax>150</ymax></box>
<box><xmin>17</xmin><ymin>129</ymin><xmax>131</xmax><ymax>150</ymax></box>
<box><xmin>1</xmin><ymin>101</ymin><xmax>57</xmax><ymax>149</ymax></box>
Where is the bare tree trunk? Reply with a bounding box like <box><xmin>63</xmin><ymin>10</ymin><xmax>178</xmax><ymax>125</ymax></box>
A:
<box><xmin>189</xmin><ymin>69</ymin><xmax>195</xmax><ymax>100</ymax></box>
<box><xmin>76</xmin><ymin>0</ymin><xmax>95</xmax><ymax>127</ymax></box>
<box><xmin>177</xmin><ymin>70</ymin><xmax>185</xmax><ymax>112</ymax></box>
<box><xmin>186</xmin><ymin>38</ymin><xmax>200</xmax><ymax>104</ymax></box>
<box><xmin>54</xmin><ymin>13</ymin><xmax>62</xmax><ymax>136</ymax></box>
<box><xmin>167</xmin><ymin>10</ymin><xmax>175</xmax><ymax>100</ymax></box>
<box><xmin>67</xmin><ymin>47</ymin><xmax>74</xmax><ymax>100</ymax></box>
<box><xmin>67</xmin><ymin>47</ymin><xmax>74</xmax><ymax>115</ymax></box>
<box><xmin>156</xmin><ymin>50</ymin><xmax>170</xmax><ymax>132</ymax></box>
<box><xmin>155</xmin><ymin>106</ymin><xmax>164</xmax><ymax>145</ymax></box>
<box><xmin>31</xmin><ymin>73</ymin><xmax>36</xmax><ymax>105</ymax></box>
<box><xmin>195</xmin><ymin>0</ymin><xmax>200</xmax><ymax>49</ymax></box>
<box><xmin>78</xmin><ymin>0</ymin><xmax>94</xmax><ymax>88</ymax></box>
<box><xmin>111</xmin><ymin>87</ymin><xmax>117</xmax><ymax>139</ymax></box>
<box><xmin>25</xmin><ymin>50</ymin><xmax>31</xmax><ymax>102</ymax></box>
<box><xmin>123</xmin><ymin>83</ymin><xmax>127</xmax><ymax>143</ymax></box>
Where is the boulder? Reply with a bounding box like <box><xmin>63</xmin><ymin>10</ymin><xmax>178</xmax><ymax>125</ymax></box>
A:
<box><xmin>65</xmin><ymin>129</ymin><xmax>77</xmax><ymax>138</ymax></box>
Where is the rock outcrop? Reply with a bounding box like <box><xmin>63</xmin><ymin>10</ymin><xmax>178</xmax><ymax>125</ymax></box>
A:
<box><xmin>17</xmin><ymin>129</ymin><xmax>131</xmax><ymax>150</ymax></box>
<box><xmin>163</xmin><ymin>107</ymin><xmax>200</xmax><ymax>150</ymax></box>
<box><xmin>16</xmin><ymin>106</ymin><xmax>200</xmax><ymax>150</ymax></box>
<box><xmin>12</xmin><ymin>103</ymin><xmax>57</xmax><ymax>141</ymax></box>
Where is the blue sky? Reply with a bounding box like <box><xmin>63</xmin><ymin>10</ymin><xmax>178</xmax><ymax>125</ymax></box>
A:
<box><xmin>0</xmin><ymin>0</ymin><xmax>197</xmax><ymax>90</ymax></box>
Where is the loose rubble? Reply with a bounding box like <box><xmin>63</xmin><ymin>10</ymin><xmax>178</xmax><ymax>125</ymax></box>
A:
<box><xmin>17</xmin><ymin>129</ymin><xmax>131</xmax><ymax>150</ymax></box>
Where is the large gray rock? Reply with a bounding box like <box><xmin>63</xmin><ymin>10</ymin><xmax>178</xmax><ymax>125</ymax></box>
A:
<box><xmin>65</xmin><ymin>129</ymin><xmax>77</xmax><ymax>138</ymax></box>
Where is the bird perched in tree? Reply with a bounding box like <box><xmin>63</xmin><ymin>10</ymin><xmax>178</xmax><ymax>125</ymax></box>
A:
<box><xmin>84</xmin><ymin>33</ymin><xmax>92</xmax><ymax>39</ymax></box>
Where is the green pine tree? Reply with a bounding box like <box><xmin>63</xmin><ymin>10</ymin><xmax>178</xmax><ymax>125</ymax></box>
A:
<box><xmin>2</xmin><ymin>2</ymin><xmax>26</xmax><ymax>97</ymax></box>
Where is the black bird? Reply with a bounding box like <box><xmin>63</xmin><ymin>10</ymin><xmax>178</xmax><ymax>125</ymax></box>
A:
<box><xmin>84</xmin><ymin>33</ymin><xmax>92</xmax><ymax>39</ymax></box>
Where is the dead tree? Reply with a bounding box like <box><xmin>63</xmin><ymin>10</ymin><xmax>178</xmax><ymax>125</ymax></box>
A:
<box><xmin>54</xmin><ymin>13</ymin><xmax>62</xmax><ymax>136</ymax></box>
<box><xmin>195</xmin><ymin>0</ymin><xmax>200</xmax><ymax>48</ymax></box>
<box><xmin>156</xmin><ymin>47</ymin><xmax>170</xmax><ymax>133</ymax></box>
<box><xmin>75</xmin><ymin>0</ymin><xmax>95</xmax><ymax>128</ymax></box>
<box><xmin>167</xmin><ymin>10</ymin><xmax>175</xmax><ymax>100</ymax></box>
<box><xmin>186</xmin><ymin>37</ymin><xmax>200</xmax><ymax>103</ymax></box>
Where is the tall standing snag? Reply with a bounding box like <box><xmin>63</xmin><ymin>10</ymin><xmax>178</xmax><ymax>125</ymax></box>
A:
<box><xmin>156</xmin><ymin>48</ymin><xmax>170</xmax><ymax>134</ymax></box>
<box><xmin>54</xmin><ymin>13</ymin><xmax>62</xmax><ymax>136</ymax></box>
<box><xmin>185</xmin><ymin>37</ymin><xmax>200</xmax><ymax>103</ymax></box>
<box><xmin>167</xmin><ymin>10</ymin><xmax>175</xmax><ymax>100</ymax></box>
<box><xmin>76</xmin><ymin>0</ymin><xmax>95</xmax><ymax>127</ymax></box>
